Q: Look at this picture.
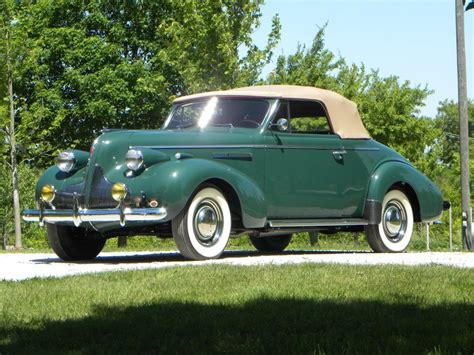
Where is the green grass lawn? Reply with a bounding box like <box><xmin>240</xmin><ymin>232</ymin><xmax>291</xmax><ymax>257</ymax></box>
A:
<box><xmin>0</xmin><ymin>264</ymin><xmax>473</xmax><ymax>354</ymax></box>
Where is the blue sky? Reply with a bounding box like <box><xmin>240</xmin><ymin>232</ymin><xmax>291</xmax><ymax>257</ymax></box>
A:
<box><xmin>252</xmin><ymin>0</ymin><xmax>474</xmax><ymax>117</ymax></box>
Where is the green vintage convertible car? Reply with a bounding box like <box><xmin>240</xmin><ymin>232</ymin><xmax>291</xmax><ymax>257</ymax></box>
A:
<box><xmin>23</xmin><ymin>85</ymin><xmax>447</xmax><ymax>260</ymax></box>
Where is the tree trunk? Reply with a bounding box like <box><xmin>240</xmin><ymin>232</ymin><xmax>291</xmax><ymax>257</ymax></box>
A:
<box><xmin>6</xmin><ymin>29</ymin><xmax>22</xmax><ymax>249</ymax></box>
<box><xmin>1</xmin><ymin>221</ymin><xmax>7</xmax><ymax>250</ymax></box>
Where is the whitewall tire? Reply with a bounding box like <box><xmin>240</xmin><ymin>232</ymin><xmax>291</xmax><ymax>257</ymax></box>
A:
<box><xmin>365</xmin><ymin>189</ymin><xmax>414</xmax><ymax>253</ymax></box>
<box><xmin>172</xmin><ymin>187</ymin><xmax>231</xmax><ymax>260</ymax></box>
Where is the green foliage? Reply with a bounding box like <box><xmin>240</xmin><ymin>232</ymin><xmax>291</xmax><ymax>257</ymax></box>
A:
<box><xmin>0</xmin><ymin>0</ymin><xmax>13</xmax><ymax>158</ymax></box>
<box><xmin>268</xmin><ymin>25</ymin><xmax>343</xmax><ymax>89</ymax></box>
<box><xmin>1</xmin><ymin>265</ymin><xmax>473</xmax><ymax>353</ymax></box>
<box><xmin>0</xmin><ymin>162</ymin><xmax>46</xmax><ymax>248</ymax></box>
<box><xmin>267</xmin><ymin>26</ymin><xmax>434</xmax><ymax>168</ymax></box>
<box><xmin>0</xmin><ymin>0</ymin><xmax>279</xmax><ymax>247</ymax></box>
<box><xmin>7</xmin><ymin>0</ymin><xmax>280</xmax><ymax>160</ymax></box>
<box><xmin>434</xmin><ymin>99</ymin><xmax>474</xmax><ymax>168</ymax></box>
<box><xmin>423</xmin><ymin>100</ymin><xmax>474</xmax><ymax>247</ymax></box>
<box><xmin>291</xmin><ymin>116</ymin><xmax>330</xmax><ymax>133</ymax></box>
<box><xmin>0</xmin><ymin>5</ymin><xmax>467</xmax><ymax>251</ymax></box>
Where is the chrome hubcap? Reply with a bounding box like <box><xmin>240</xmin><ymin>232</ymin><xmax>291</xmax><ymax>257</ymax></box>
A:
<box><xmin>196</xmin><ymin>206</ymin><xmax>217</xmax><ymax>239</ymax></box>
<box><xmin>193</xmin><ymin>199</ymin><xmax>223</xmax><ymax>246</ymax></box>
<box><xmin>383</xmin><ymin>200</ymin><xmax>407</xmax><ymax>242</ymax></box>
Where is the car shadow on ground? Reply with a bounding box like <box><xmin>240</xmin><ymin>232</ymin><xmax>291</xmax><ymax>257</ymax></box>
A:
<box><xmin>31</xmin><ymin>249</ymin><xmax>371</xmax><ymax>265</ymax></box>
<box><xmin>1</xmin><ymin>298</ymin><xmax>472</xmax><ymax>353</ymax></box>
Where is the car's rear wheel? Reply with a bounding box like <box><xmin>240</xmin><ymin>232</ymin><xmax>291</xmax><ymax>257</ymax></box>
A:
<box><xmin>47</xmin><ymin>224</ymin><xmax>106</xmax><ymax>261</ymax></box>
<box><xmin>172</xmin><ymin>186</ymin><xmax>231</xmax><ymax>260</ymax></box>
<box><xmin>250</xmin><ymin>234</ymin><xmax>292</xmax><ymax>252</ymax></box>
<box><xmin>365</xmin><ymin>189</ymin><xmax>414</xmax><ymax>253</ymax></box>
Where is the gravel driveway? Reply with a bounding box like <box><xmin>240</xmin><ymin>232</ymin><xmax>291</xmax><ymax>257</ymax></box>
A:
<box><xmin>1</xmin><ymin>250</ymin><xmax>473</xmax><ymax>281</ymax></box>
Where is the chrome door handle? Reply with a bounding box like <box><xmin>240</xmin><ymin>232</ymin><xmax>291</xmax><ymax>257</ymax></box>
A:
<box><xmin>332</xmin><ymin>150</ymin><xmax>347</xmax><ymax>160</ymax></box>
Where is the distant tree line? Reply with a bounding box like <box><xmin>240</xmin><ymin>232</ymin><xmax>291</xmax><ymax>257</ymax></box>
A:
<box><xmin>0</xmin><ymin>0</ymin><xmax>469</xmax><ymax>248</ymax></box>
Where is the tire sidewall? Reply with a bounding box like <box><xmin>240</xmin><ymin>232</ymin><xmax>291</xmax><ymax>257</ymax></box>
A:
<box><xmin>185</xmin><ymin>187</ymin><xmax>231</xmax><ymax>258</ymax></box>
<box><xmin>47</xmin><ymin>223</ymin><xmax>105</xmax><ymax>260</ymax></box>
<box><xmin>377</xmin><ymin>190</ymin><xmax>414</xmax><ymax>252</ymax></box>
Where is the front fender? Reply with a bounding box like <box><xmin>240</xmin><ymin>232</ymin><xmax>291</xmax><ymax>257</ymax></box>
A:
<box><xmin>366</xmin><ymin>161</ymin><xmax>443</xmax><ymax>222</ymax></box>
<box><xmin>107</xmin><ymin>158</ymin><xmax>267</xmax><ymax>228</ymax></box>
<box><xmin>35</xmin><ymin>166</ymin><xmax>87</xmax><ymax>200</ymax></box>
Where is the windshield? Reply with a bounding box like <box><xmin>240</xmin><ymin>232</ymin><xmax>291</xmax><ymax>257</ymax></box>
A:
<box><xmin>163</xmin><ymin>97</ymin><xmax>270</xmax><ymax>130</ymax></box>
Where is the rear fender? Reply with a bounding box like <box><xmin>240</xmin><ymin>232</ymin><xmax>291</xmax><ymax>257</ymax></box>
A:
<box><xmin>366</xmin><ymin>161</ymin><xmax>443</xmax><ymax>222</ymax></box>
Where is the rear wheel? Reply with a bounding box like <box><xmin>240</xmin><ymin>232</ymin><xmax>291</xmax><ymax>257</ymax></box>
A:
<box><xmin>365</xmin><ymin>189</ymin><xmax>414</xmax><ymax>253</ymax></box>
<box><xmin>172</xmin><ymin>187</ymin><xmax>231</xmax><ymax>260</ymax></box>
<box><xmin>250</xmin><ymin>234</ymin><xmax>292</xmax><ymax>252</ymax></box>
<box><xmin>47</xmin><ymin>224</ymin><xmax>106</xmax><ymax>261</ymax></box>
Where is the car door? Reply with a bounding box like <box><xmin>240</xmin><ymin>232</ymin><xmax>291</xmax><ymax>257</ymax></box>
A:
<box><xmin>264</xmin><ymin>99</ymin><xmax>354</xmax><ymax>219</ymax></box>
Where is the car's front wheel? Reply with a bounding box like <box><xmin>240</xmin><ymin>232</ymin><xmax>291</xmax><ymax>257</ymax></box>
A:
<box><xmin>365</xmin><ymin>189</ymin><xmax>414</xmax><ymax>252</ymax></box>
<box><xmin>172</xmin><ymin>186</ymin><xmax>231</xmax><ymax>260</ymax></box>
<box><xmin>47</xmin><ymin>224</ymin><xmax>106</xmax><ymax>261</ymax></box>
<box><xmin>249</xmin><ymin>234</ymin><xmax>292</xmax><ymax>252</ymax></box>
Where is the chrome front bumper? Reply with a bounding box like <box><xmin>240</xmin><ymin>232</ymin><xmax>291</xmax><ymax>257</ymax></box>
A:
<box><xmin>23</xmin><ymin>206</ymin><xmax>167</xmax><ymax>227</ymax></box>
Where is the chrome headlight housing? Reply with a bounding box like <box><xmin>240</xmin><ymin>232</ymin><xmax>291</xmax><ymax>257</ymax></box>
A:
<box><xmin>56</xmin><ymin>151</ymin><xmax>76</xmax><ymax>172</ymax></box>
<box><xmin>125</xmin><ymin>149</ymin><xmax>144</xmax><ymax>171</ymax></box>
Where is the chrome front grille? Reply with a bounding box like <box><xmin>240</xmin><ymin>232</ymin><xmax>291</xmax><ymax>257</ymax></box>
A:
<box><xmin>54</xmin><ymin>182</ymin><xmax>85</xmax><ymax>209</ymax></box>
<box><xmin>88</xmin><ymin>166</ymin><xmax>118</xmax><ymax>208</ymax></box>
<box><xmin>53</xmin><ymin>166</ymin><xmax>122</xmax><ymax>209</ymax></box>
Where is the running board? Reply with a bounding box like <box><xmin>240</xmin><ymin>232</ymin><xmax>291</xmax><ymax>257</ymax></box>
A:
<box><xmin>268</xmin><ymin>218</ymin><xmax>369</xmax><ymax>228</ymax></box>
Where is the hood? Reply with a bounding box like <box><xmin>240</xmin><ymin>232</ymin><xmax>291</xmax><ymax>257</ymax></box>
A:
<box><xmin>90</xmin><ymin>127</ymin><xmax>258</xmax><ymax>174</ymax></box>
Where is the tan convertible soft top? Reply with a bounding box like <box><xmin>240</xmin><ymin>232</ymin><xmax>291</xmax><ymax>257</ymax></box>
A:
<box><xmin>174</xmin><ymin>85</ymin><xmax>370</xmax><ymax>139</ymax></box>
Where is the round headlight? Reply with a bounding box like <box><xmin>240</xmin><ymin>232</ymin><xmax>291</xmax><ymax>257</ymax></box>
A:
<box><xmin>57</xmin><ymin>151</ymin><xmax>76</xmax><ymax>172</ymax></box>
<box><xmin>41</xmin><ymin>184</ymin><xmax>55</xmax><ymax>203</ymax></box>
<box><xmin>111</xmin><ymin>183</ymin><xmax>127</xmax><ymax>202</ymax></box>
<box><xmin>125</xmin><ymin>149</ymin><xmax>144</xmax><ymax>171</ymax></box>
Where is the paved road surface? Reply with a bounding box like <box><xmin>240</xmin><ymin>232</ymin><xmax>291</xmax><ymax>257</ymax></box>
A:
<box><xmin>1</xmin><ymin>251</ymin><xmax>473</xmax><ymax>281</ymax></box>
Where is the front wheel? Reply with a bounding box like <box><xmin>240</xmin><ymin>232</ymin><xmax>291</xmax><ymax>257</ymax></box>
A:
<box><xmin>172</xmin><ymin>187</ymin><xmax>231</xmax><ymax>260</ymax></box>
<box><xmin>47</xmin><ymin>224</ymin><xmax>106</xmax><ymax>261</ymax></box>
<box><xmin>365</xmin><ymin>189</ymin><xmax>414</xmax><ymax>253</ymax></box>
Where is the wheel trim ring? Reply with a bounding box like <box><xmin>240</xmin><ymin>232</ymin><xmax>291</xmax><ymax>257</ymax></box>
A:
<box><xmin>382</xmin><ymin>199</ymin><xmax>408</xmax><ymax>243</ymax></box>
<box><xmin>192</xmin><ymin>198</ymin><xmax>224</xmax><ymax>247</ymax></box>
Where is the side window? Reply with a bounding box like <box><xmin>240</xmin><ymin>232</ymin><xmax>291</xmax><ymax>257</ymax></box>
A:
<box><xmin>289</xmin><ymin>100</ymin><xmax>332</xmax><ymax>135</ymax></box>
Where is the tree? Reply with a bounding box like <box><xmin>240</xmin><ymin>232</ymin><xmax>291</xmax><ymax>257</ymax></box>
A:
<box><xmin>267</xmin><ymin>26</ymin><xmax>434</xmax><ymax>168</ymax></box>
<box><xmin>0</xmin><ymin>0</ymin><xmax>280</xmax><ymax>247</ymax></box>
<box><xmin>10</xmin><ymin>0</ymin><xmax>280</xmax><ymax>162</ymax></box>
<box><xmin>434</xmin><ymin>99</ymin><xmax>474</xmax><ymax>169</ymax></box>
<box><xmin>0</xmin><ymin>0</ymin><xmax>24</xmax><ymax>249</ymax></box>
<box><xmin>268</xmin><ymin>26</ymin><xmax>343</xmax><ymax>90</ymax></box>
